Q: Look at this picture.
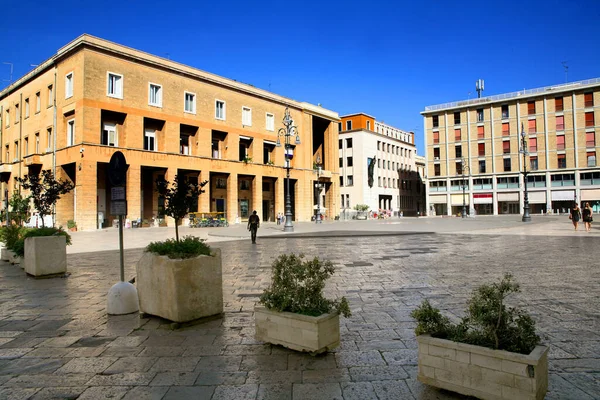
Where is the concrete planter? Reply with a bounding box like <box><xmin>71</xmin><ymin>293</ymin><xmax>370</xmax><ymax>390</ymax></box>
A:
<box><xmin>23</xmin><ymin>236</ymin><xmax>67</xmax><ymax>277</ymax></box>
<box><xmin>1</xmin><ymin>247</ymin><xmax>11</xmax><ymax>261</ymax></box>
<box><xmin>416</xmin><ymin>334</ymin><xmax>548</xmax><ymax>400</ymax></box>
<box><xmin>254</xmin><ymin>306</ymin><xmax>340</xmax><ymax>354</ymax></box>
<box><xmin>136</xmin><ymin>249</ymin><xmax>223</xmax><ymax>323</ymax></box>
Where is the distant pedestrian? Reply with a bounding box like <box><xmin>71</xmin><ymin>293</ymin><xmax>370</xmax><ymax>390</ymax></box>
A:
<box><xmin>582</xmin><ymin>202</ymin><xmax>593</xmax><ymax>232</ymax></box>
<box><xmin>570</xmin><ymin>203</ymin><xmax>581</xmax><ymax>231</ymax></box>
<box><xmin>248</xmin><ymin>210</ymin><xmax>260</xmax><ymax>244</ymax></box>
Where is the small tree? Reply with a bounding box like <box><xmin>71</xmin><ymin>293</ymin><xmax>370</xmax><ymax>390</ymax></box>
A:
<box><xmin>156</xmin><ymin>175</ymin><xmax>208</xmax><ymax>242</ymax></box>
<box><xmin>8</xmin><ymin>192</ymin><xmax>31</xmax><ymax>226</ymax></box>
<box><xmin>16</xmin><ymin>170</ymin><xmax>75</xmax><ymax>228</ymax></box>
<box><xmin>354</xmin><ymin>204</ymin><xmax>369</xmax><ymax>212</ymax></box>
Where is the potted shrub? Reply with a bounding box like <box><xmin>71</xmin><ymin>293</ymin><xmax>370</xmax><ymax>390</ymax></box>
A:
<box><xmin>16</xmin><ymin>170</ymin><xmax>74</xmax><ymax>277</ymax></box>
<box><xmin>0</xmin><ymin>224</ymin><xmax>25</xmax><ymax>264</ymax></box>
<box><xmin>255</xmin><ymin>254</ymin><xmax>351</xmax><ymax>354</ymax></box>
<box><xmin>13</xmin><ymin>227</ymin><xmax>71</xmax><ymax>277</ymax></box>
<box><xmin>354</xmin><ymin>204</ymin><xmax>369</xmax><ymax>220</ymax></box>
<box><xmin>137</xmin><ymin>175</ymin><xmax>220</xmax><ymax>323</ymax></box>
<box><xmin>411</xmin><ymin>273</ymin><xmax>548</xmax><ymax>400</ymax></box>
<box><xmin>67</xmin><ymin>220</ymin><xmax>77</xmax><ymax>232</ymax></box>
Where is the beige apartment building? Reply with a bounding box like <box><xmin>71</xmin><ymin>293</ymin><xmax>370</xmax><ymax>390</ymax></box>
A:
<box><xmin>0</xmin><ymin>35</ymin><xmax>340</xmax><ymax>230</ymax></box>
<box><xmin>338</xmin><ymin>113</ymin><xmax>421</xmax><ymax>216</ymax></box>
<box><xmin>422</xmin><ymin>78</ymin><xmax>600</xmax><ymax>216</ymax></box>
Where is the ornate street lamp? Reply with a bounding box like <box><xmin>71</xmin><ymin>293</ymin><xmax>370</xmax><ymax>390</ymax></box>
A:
<box><xmin>315</xmin><ymin>155</ymin><xmax>323</xmax><ymax>224</ymax></box>
<box><xmin>520</xmin><ymin>123</ymin><xmax>531</xmax><ymax>222</ymax></box>
<box><xmin>276</xmin><ymin>108</ymin><xmax>301</xmax><ymax>232</ymax></box>
<box><xmin>459</xmin><ymin>157</ymin><xmax>469</xmax><ymax>218</ymax></box>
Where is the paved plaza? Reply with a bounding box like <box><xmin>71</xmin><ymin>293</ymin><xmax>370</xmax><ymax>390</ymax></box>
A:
<box><xmin>0</xmin><ymin>216</ymin><xmax>599</xmax><ymax>399</ymax></box>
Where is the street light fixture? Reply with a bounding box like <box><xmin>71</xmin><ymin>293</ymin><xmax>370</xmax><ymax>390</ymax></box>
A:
<box><xmin>315</xmin><ymin>155</ymin><xmax>323</xmax><ymax>223</ymax></box>
<box><xmin>520</xmin><ymin>123</ymin><xmax>531</xmax><ymax>222</ymax></box>
<box><xmin>459</xmin><ymin>157</ymin><xmax>469</xmax><ymax>218</ymax></box>
<box><xmin>276</xmin><ymin>107</ymin><xmax>301</xmax><ymax>232</ymax></box>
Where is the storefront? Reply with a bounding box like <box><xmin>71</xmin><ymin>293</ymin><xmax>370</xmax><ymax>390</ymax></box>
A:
<box><xmin>450</xmin><ymin>194</ymin><xmax>468</xmax><ymax>216</ymax></box>
<box><xmin>430</xmin><ymin>194</ymin><xmax>447</xmax><ymax>216</ymax></box>
<box><xmin>473</xmin><ymin>193</ymin><xmax>493</xmax><ymax>215</ymax></box>
<box><xmin>497</xmin><ymin>192</ymin><xmax>519</xmax><ymax>214</ymax></box>
<box><xmin>551</xmin><ymin>190</ymin><xmax>575</xmax><ymax>214</ymax></box>
<box><xmin>528</xmin><ymin>191</ymin><xmax>547</xmax><ymax>214</ymax></box>
<box><xmin>580</xmin><ymin>189</ymin><xmax>600</xmax><ymax>213</ymax></box>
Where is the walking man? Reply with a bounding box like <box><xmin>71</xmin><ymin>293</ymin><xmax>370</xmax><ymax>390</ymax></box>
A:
<box><xmin>248</xmin><ymin>210</ymin><xmax>260</xmax><ymax>244</ymax></box>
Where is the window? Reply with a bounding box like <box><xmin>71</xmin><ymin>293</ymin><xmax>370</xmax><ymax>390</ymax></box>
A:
<box><xmin>477</xmin><ymin>125</ymin><xmax>484</xmax><ymax>139</ymax></box>
<box><xmin>347</xmin><ymin>138</ymin><xmax>353</xmax><ymax>148</ymax></box>
<box><xmin>527</xmin><ymin>101</ymin><xmax>535</xmax><ymax>115</ymax></box>
<box><xmin>215</xmin><ymin>100</ymin><xmax>226</xmax><ymax>120</ymax></box>
<box><xmin>346</xmin><ymin>120</ymin><xmax>352</xmax><ymax>130</ymax></box>
<box><xmin>433</xmin><ymin>147</ymin><xmax>440</xmax><ymax>159</ymax></box>
<box><xmin>476</xmin><ymin>108</ymin><xmax>484</xmax><ymax>122</ymax></box>
<box><xmin>454</xmin><ymin>129</ymin><xmax>461</xmax><ymax>141</ymax></box>
<box><xmin>367</xmin><ymin>121</ymin><xmax>371</xmax><ymax>130</ymax></box>
<box><xmin>184</xmin><ymin>92</ymin><xmax>196</xmax><ymax>114</ymax></box>
<box><xmin>433</xmin><ymin>131</ymin><xmax>440</xmax><ymax>144</ymax></box>
<box><xmin>4</xmin><ymin>146</ymin><xmax>8</xmax><ymax>163</ymax></box>
<box><xmin>25</xmin><ymin>99</ymin><xmax>29</xmax><ymax>118</ymax></box>
<box><xmin>556</xmin><ymin>135</ymin><xmax>565</xmax><ymax>150</ymax></box>
<box><xmin>478</xmin><ymin>143</ymin><xmax>485</xmax><ymax>156</ymax></box>
<box><xmin>15</xmin><ymin>104</ymin><xmax>19</xmax><ymax>122</ymax></box>
<box><xmin>479</xmin><ymin>160</ymin><xmax>486</xmax><ymax>173</ymax></box>
<box><xmin>387</xmin><ymin>160</ymin><xmax>390</xmax><ymax>169</ymax></box>
<box><xmin>65</xmin><ymin>72</ymin><xmax>73</xmax><ymax>98</ymax></box>
<box><xmin>503</xmin><ymin>158</ymin><xmax>511</xmax><ymax>172</ymax></box>
<box><xmin>35</xmin><ymin>92</ymin><xmax>41</xmax><ymax>113</ymax></box>
<box><xmin>107</xmin><ymin>73</ymin><xmax>123</xmax><ymax>98</ymax></box>
<box><xmin>266</xmin><ymin>113</ymin><xmax>274</xmax><ymax>131</ymax></box>
<box><xmin>529</xmin><ymin>137</ymin><xmax>537</xmax><ymax>152</ymax></box>
<box><xmin>339</xmin><ymin>177</ymin><xmax>343</xmax><ymax>187</ymax></box>
<box><xmin>148</xmin><ymin>83</ymin><xmax>162</xmax><ymax>107</ymax></box>
<box><xmin>503</xmin><ymin>141</ymin><xmax>510</xmax><ymax>154</ymax></box>
<box><xmin>586</xmin><ymin>131</ymin><xmax>595</xmax><ymax>147</ymax></box>
<box><xmin>585</xmin><ymin>112</ymin><xmax>594</xmax><ymax>127</ymax></box>
<box><xmin>432</xmin><ymin>115</ymin><xmax>439</xmax><ymax>128</ymax></box>
<box><xmin>338</xmin><ymin>122</ymin><xmax>342</xmax><ymax>132</ymax></box>
<box><xmin>35</xmin><ymin>133</ymin><xmax>40</xmax><ymax>154</ymax></box>
<box><xmin>455</xmin><ymin>145</ymin><xmax>462</xmax><ymax>158</ymax></box>
<box><xmin>587</xmin><ymin>152</ymin><xmax>596</xmax><ymax>167</ymax></box>
<box><xmin>557</xmin><ymin>154</ymin><xmax>566</xmax><ymax>169</ymax></box>
<box><xmin>339</xmin><ymin>158</ymin><xmax>343</xmax><ymax>168</ymax></box>
<box><xmin>14</xmin><ymin>141</ymin><xmax>19</xmax><ymax>160</ymax></box>
<box><xmin>378</xmin><ymin>159</ymin><xmax>381</xmax><ymax>168</ymax></box>
<box><xmin>47</xmin><ymin>128</ymin><xmax>52</xmax><ymax>151</ymax></box>
<box><xmin>556</xmin><ymin>115</ymin><xmax>564</xmax><ymax>131</ymax></box>
<box><xmin>144</xmin><ymin>129</ymin><xmax>157</xmax><ymax>151</ymax></box>
<box><xmin>456</xmin><ymin>161</ymin><xmax>463</xmax><ymax>175</ymax></box>
<box><xmin>347</xmin><ymin>175</ymin><xmax>353</xmax><ymax>186</ymax></box>
<box><xmin>347</xmin><ymin>157</ymin><xmax>353</xmax><ymax>167</ymax></box>
<box><xmin>392</xmin><ymin>162</ymin><xmax>395</xmax><ymax>170</ymax></box>
<box><xmin>378</xmin><ymin>177</ymin><xmax>381</xmax><ymax>186</ymax></box>
<box><xmin>66</xmin><ymin>119</ymin><xmax>75</xmax><ymax>146</ymax></box>
<box><xmin>387</xmin><ymin>143</ymin><xmax>390</xmax><ymax>152</ymax></box>
<box><xmin>47</xmin><ymin>85</ymin><xmax>53</xmax><ymax>107</ymax></box>
<box><xmin>24</xmin><ymin>137</ymin><xmax>28</xmax><ymax>156</ymax></box>
<box><xmin>502</xmin><ymin>123</ymin><xmax>509</xmax><ymax>136</ymax></box>
<box><xmin>584</xmin><ymin>93</ymin><xmax>594</xmax><ymax>108</ymax></box>
<box><xmin>434</xmin><ymin>164</ymin><xmax>440</xmax><ymax>176</ymax></box>
<box><xmin>528</xmin><ymin>119</ymin><xmax>536</xmax><ymax>134</ymax></box>
<box><xmin>555</xmin><ymin>97</ymin><xmax>563</xmax><ymax>112</ymax></box>
<box><xmin>530</xmin><ymin>156</ymin><xmax>538</xmax><ymax>171</ymax></box>
<box><xmin>377</xmin><ymin>141</ymin><xmax>380</xmax><ymax>150</ymax></box>
<box><xmin>454</xmin><ymin>112</ymin><xmax>461</xmax><ymax>125</ymax></box>
<box><xmin>102</xmin><ymin>123</ymin><xmax>118</xmax><ymax>147</ymax></box>
<box><xmin>4</xmin><ymin>108</ymin><xmax>8</xmax><ymax>127</ymax></box>
<box><xmin>338</xmin><ymin>139</ymin><xmax>342</xmax><ymax>149</ymax></box>
<box><xmin>501</xmin><ymin>105</ymin><xmax>509</xmax><ymax>119</ymax></box>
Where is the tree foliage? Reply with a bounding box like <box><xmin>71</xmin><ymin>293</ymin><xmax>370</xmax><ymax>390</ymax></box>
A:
<box><xmin>16</xmin><ymin>170</ymin><xmax>74</xmax><ymax>227</ymax></box>
<box><xmin>8</xmin><ymin>192</ymin><xmax>31</xmax><ymax>226</ymax></box>
<box><xmin>156</xmin><ymin>175</ymin><xmax>208</xmax><ymax>241</ymax></box>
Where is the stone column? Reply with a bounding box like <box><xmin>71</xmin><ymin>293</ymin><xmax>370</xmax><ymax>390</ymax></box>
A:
<box><xmin>226</xmin><ymin>173</ymin><xmax>238</xmax><ymax>223</ymax></box>
<box><xmin>275</xmin><ymin>176</ymin><xmax>284</xmax><ymax>220</ymax></box>
<box><xmin>252</xmin><ymin>174</ymin><xmax>263</xmax><ymax>222</ymax></box>
<box><xmin>199</xmin><ymin>170</ymin><xmax>210</xmax><ymax>214</ymax></box>
<box><xmin>74</xmin><ymin>160</ymin><xmax>97</xmax><ymax>231</ymax></box>
<box><xmin>126</xmin><ymin>163</ymin><xmax>141</xmax><ymax>224</ymax></box>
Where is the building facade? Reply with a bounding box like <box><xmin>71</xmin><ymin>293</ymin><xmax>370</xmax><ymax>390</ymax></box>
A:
<box><xmin>414</xmin><ymin>154</ymin><xmax>427</xmax><ymax>215</ymax></box>
<box><xmin>338</xmin><ymin>113</ymin><xmax>419</xmax><ymax>215</ymax></box>
<box><xmin>422</xmin><ymin>78</ymin><xmax>600</xmax><ymax>217</ymax></box>
<box><xmin>0</xmin><ymin>35</ymin><xmax>340</xmax><ymax>230</ymax></box>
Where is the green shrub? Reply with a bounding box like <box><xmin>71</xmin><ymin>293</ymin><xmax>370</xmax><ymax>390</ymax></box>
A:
<box><xmin>259</xmin><ymin>254</ymin><xmax>351</xmax><ymax>318</ymax></box>
<box><xmin>354</xmin><ymin>204</ymin><xmax>369</xmax><ymax>212</ymax></box>
<box><xmin>67</xmin><ymin>220</ymin><xmax>77</xmax><ymax>229</ymax></box>
<box><xmin>12</xmin><ymin>227</ymin><xmax>72</xmax><ymax>257</ymax></box>
<box><xmin>411</xmin><ymin>273</ymin><xmax>540</xmax><ymax>355</ymax></box>
<box><xmin>145</xmin><ymin>235</ymin><xmax>211</xmax><ymax>259</ymax></box>
<box><xmin>1</xmin><ymin>224</ymin><xmax>25</xmax><ymax>250</ymax></box>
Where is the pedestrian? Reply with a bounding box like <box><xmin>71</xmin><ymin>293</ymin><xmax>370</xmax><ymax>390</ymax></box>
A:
<box><xmin>582</xmin><ymin>202</ymin><xmax>593</xmax><ymax>232</ymax></box>
<box><xmin>276</xmin><ymin>212</ymin><xmax>280</xmax><ymax>225</ymax></box>
<box><xmin>570</xmin><ymin>203</ymin><xmax>581</xmax><ymax>231</ymax></box>
<box><xmin>248</xmin><ymin>210</ymin><xmax>260</xmax><ymax>244</ymax></box>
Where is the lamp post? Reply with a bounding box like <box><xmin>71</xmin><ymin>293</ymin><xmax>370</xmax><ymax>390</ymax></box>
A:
<box><xmin>315</xmin><ymin>155</ymin><xmax>322</xmax><ymax>223</ymax></box>
<box><xmin>459</xmin><ymin>157</ymin><xmax>469</xmax><ymax>218</ymax></box>
<box><xmin>276</xmin><ymin>108</ymin><xmax>301</xmax><ymax>232</ymax></box>
<box><xmin>520</xmin><ymin>123</ymin><xmax>531</xmax><ymax>222</ymax></box>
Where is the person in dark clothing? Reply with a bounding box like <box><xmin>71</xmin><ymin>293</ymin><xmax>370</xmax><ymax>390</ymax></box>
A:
<box><xmin>248</xmin><ymin>210</ymin><xmax>260</xmax><ymax>244</ymax></box>
<box><xmin>582</xmin><ymin>202</ymin><xmax>593</xmax><ymax>232</ymax></box>
<box><xmin>570</xmin><ymin>203</ymin><xmax>581</xmax><ymax>231</ymax></box>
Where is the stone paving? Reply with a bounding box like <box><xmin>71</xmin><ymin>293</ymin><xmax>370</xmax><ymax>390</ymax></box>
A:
<box><xmin>0</xmin><ymin>217</ymin><xmax>599</xmax><ymax>399</ymax></box>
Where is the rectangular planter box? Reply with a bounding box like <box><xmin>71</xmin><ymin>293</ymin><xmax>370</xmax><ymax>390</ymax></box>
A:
<box><xmin>1</xmin><ymin>247</ymin><xmax>11</xmax><ymax>261</ymax></box>
<box><xmin>417</xmin><ymin>334</ymin><xmax>548</xmax><ymax>400</ymax></box>
<box><xmin>136</xmin><ymin>249</ymin><xmax>223</xmax><ymax>323</ymax></box>
<box><xmin>24</xmin><ymin>236</ymin><xmax>67</xmax><ymax>277</ymax></box>
<box><xmin>254</xmin><ymin>306</ymin><xmax>340</xmax><ymax>354</ymax></box>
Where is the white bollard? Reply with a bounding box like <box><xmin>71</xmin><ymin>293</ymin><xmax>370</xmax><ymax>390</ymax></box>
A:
<box><xmin>107</xmin><ymin>281</ymin><xmax>139</xmax><ymax>315</ymax></box>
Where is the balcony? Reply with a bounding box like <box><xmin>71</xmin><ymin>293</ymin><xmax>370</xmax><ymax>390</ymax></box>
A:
<box><xmin>24</xmin><ymin>154</ymin><xmax>42</xmax><ymax>166</ymax></box>
<box><xmin>0</xmin><ymin>164</ymin><xmax>13</xmax><ymax>173</ymax></box>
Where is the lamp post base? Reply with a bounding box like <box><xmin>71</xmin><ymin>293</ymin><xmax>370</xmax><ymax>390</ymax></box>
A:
<box><xmin>283</xmin><ymin>224</ymin><xmax>294</xmax><ymax>232</ymax></box>
<box><xmin>522</xmin><ymin>204</ymin><xmax>531</xmax><ymax>222</ymax></box>
<box><xmin>462</xmin><ymin>205</ymin><xmax>467</xmax><ymax>218</ymax></box>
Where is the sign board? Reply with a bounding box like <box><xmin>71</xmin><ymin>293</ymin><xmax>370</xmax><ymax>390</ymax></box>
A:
<box><xmin>111</xmin><ymin>200</ymin><xmax>127</xmax><ymax>216</ymax></box>
<box><xmin>111</xmin><ymin>187</ymin><xmax>126</xmax><ymax>201</ymax></box>
<box><xmin>108</xmin><ymin>151</ymin><xmax>127</xmax><ymax>187</ymax></box>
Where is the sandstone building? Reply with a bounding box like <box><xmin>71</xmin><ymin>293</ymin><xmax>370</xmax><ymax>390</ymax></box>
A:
<box><xmin>0</xmin><ymin>35</ymin><xmax>340</xmax><ymax>230</ymax></box>
<box><xmin>422</xmin><ymin>78</ymin><xmax>600</xmax><ymax>216</ymax></box>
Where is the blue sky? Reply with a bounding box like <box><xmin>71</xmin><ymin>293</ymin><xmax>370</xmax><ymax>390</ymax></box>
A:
<box><xmin>1</xmin><ymin>0</ymin><xmax>599</xmax><ymax>153</ymax></box>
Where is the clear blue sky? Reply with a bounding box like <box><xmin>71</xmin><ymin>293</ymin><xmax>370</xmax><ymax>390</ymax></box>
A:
<box><xmin>1</xmin><ymin>0</ymin><xmax>599</xmax><ymax>153</ymax></box>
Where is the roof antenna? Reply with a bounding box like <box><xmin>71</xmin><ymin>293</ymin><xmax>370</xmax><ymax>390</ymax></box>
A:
<box><xmin>561</xmin><ymin>61</ymin><xmax>568</xmax><ymax>83</ymax></box>
<box><xmin>476</xmin><ymin>79</ymin><xmax>484</xmax><ymax>98</ymax></box>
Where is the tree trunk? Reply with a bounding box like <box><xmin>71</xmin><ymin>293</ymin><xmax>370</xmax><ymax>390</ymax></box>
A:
<box><xmin>175</xmin><ymin>218</ymin><xmax>179</xmax><ymax>242</ymax></box>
